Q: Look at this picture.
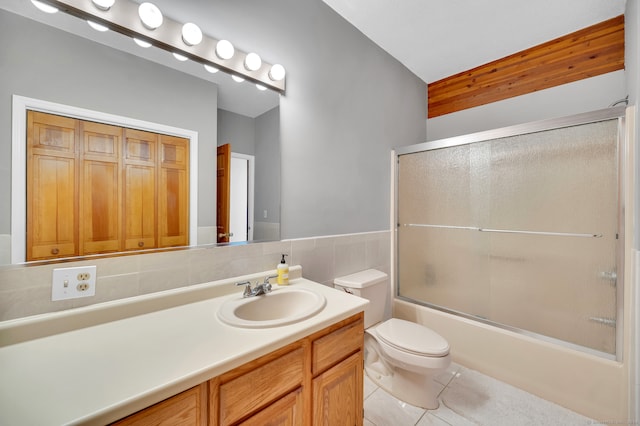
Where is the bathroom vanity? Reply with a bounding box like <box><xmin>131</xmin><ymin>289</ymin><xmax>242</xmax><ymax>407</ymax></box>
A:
<box><xmin>0</xmin><ymin>267</ymin><xmax>368</xmax><ymax>425</ymax></box>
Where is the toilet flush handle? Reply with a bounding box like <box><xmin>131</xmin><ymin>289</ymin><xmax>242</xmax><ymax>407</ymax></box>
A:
<box><xmin>342</xmin><ymin>287</ymin><xmax>354</xmax><ymax>295</ymax></box>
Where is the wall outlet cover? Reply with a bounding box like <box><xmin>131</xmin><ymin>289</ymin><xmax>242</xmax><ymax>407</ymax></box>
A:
<box><xmin>52</xmin><ymin>265</ymin><xmax>97</xmax><ymax>301</ymax></box>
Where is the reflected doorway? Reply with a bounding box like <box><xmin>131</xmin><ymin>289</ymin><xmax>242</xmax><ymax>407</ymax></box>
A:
<box><xmin>229</xmin><ymin>153</ymin><xmax>254</xmax><ymax>243</ymax></box>
<box><xmin>216</xmin><ymin>143</ymin><xmax>254</xmax><ymax>243</ymax></box>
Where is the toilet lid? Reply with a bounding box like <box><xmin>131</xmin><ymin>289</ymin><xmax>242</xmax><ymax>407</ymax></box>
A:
<box><xmin>376</xmin><ymin>318</ymin><xmax>450</xmax><ymax>357</ymax></box>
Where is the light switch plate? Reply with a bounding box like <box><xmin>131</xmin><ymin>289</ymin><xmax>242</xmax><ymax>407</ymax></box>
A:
<box><xmin>52</xmin><ymin>265</ymin><xmax>97</xmax><ymax>301</ymax></box>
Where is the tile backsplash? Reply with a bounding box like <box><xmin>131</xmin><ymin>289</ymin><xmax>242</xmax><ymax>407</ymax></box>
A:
<box><xmin>0</xmin><ymin>231</ymin><xmax>390</xmax><ymax>321</ymax></box>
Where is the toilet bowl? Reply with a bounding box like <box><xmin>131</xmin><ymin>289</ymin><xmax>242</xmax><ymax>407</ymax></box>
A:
<box><xmin>334</xmin><ymin>270</ymin><xmax>451</xmax><ymax>409</ymax></box>
<box><xmin>365</xmin><ymin>318</ymin><xmax>451</xmax><ymax>409</ymax></box>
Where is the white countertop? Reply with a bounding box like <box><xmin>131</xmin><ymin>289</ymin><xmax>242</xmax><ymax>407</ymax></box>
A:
<box><xmin>0</xmin><ymin>267</ymin><xmax>368</xmax><ymax>425</ymax></box>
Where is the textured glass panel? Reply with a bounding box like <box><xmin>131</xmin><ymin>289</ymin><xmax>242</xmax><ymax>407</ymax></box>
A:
<box><xmin>488</xmin><ymin>232</ymin><xmax>617</xmax><ymax>353</ymax></box>
<box><xmin>398</xmin><ymin>145</ymin><xmax>472</xmax><ymax>227</ymax></box>
<box><xmin>488</xmin><ymin>121</ymin><xmax>618</xmax><ymax>234</ymax></box>
<box><xmin>397</xmin><ymin>118</ymin><xmax>619</xmax><ymax>355</ymax></box>
<box><xmin>398</xmin><ymin>226</ymin><xmax>490</xmax><ymax>319</ymax></box>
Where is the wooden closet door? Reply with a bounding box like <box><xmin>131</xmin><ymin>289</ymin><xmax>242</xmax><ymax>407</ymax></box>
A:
<box><xmin>158</xmin><ymin>135</ymin><xmax>189</xmax><ymax>247</ymax></box>
<box><xmin>27</xmin><ymin>111</ymin><xmax>78</xmax><ymax>261</ymax></box>
<box><xmin>80</xmin><ymin>121</ymin><xmax>122</xmax><ymax>254</ymax></box>
<box><xmin>123</xmin><ymin>128</ymin><xmax>157</xmax><ymax>251</ymax></box>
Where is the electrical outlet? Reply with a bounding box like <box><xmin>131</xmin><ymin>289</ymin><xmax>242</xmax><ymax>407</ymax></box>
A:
<box><xmin>52</xmin><ymin>265</ymin><xmax>97</xmax><ymax>301</ymax></box>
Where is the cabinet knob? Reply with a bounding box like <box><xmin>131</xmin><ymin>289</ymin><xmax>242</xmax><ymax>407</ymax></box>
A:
<box><xmin>138</xmin><ymin>241</ymin><xmax>144</xmax><ymax>247</ymax></box>
<box><xmin>51</xmin><ymin>248</ymin><xmax>59</xmax><ymax>255</ymax></box>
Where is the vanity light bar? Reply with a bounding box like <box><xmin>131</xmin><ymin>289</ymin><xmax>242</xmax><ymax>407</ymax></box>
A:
<box><xmin>33</xmin><ymin>0</ymin><xmax>286</xmax><ymax>93</ymax></box>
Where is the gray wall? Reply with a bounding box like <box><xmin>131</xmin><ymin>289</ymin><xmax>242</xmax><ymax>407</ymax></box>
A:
<box><xmin>214</xmin><ymin>0</ymin><xmax>427</xmax><ymax>239</ymax></box>
<box><xmin>0</xmin><ymin>10</ymin><xmax>219</xmax><ymax>230</ymax></box>
<box><xmin>217</xmin><ymin>106</ymin><xmax>281</xmax><ymax>225</ymax></box>
<box><xmin>217</xmin><ymin>109</ymin><xmax>256</xmax><ymax>156</ymax></box>
<box><xmin>255</xmin><ymin>107</ymin><xmax>281</xmax><ymax>225</ymax></box>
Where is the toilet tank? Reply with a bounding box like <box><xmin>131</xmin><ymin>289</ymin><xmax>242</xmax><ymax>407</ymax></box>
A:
<box><xmin>333</xmin><ymin>269</ymin><xmax>388</xmax><ymax>328</ymax></box>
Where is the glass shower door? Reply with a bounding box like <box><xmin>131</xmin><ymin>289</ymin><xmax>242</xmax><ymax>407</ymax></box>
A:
<box><xmin>397</xmin><ymin>118</ymin><xmax>620</xmax><ymax>355</ymax></box>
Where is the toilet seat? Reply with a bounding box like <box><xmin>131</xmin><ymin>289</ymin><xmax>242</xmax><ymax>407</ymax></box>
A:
<box><xmin>375</xmin><ymin>318</ymin><xmax>449</xmax><ymax>357</ymax></box>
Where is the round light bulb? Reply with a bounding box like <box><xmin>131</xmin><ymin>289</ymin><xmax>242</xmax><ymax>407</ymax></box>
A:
<box><xmin>204</xmin><ymin>64</ymin><xmax>219</xmax><ymax>74</ymax></box>
<box><xmin>269</xmin><ymin>64</ymin><xmax>286</xmax><ymax>81</ymax></box>
<box><xmin>134</xmin><ymin>38</ymin><xmax>152</xmax><ymax>48</ymax></box>
<box><xmin>91</xmin><ymin>0</ymin><xmax>115</xmax><ymax>11</ymax></box>
<box><xmin>173</xmin><ymin>52</ymin><xmax>188</xmax><ymax>62</ymax></box>
<box><xmin>87</xmin><ymin>20</ymin><xmax>109</xmax><ymax>32</ymax></box>
<box><xmin>215</xmin><ymin>40</ymin><xmax>234</xmax><ymax>60</ymax></box>
<box><xmin>182</xmin><ymin>23</ymin><xmax>203</xmax><ymax>46</ymax></box>
<box><xmin>256</xmin><ymin>84</ymin><xmax>267</xmax><ymax>91</ymax></box>
<box><xmin>231</xmin><ymin>75</ymin><xmax>245</xmax><ymax>83</ymax></box>
<box><xmin>31</xmin><ymin>0</ymin><xmax>58</xmax><ymax>13</ymax></box>
<box><xmin>138</xmin><ymin>2</ymin><xmax>163</xmax><ymax>30</ymax></box>
<box><xmin>244</xmin><ymin>53</ymin><xmax>262</xmax><ymax>71</ymax></box>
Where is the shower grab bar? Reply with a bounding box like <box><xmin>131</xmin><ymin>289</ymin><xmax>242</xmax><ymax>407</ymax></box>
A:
<box><xmin>403</xmin><ymin>223</ymin><xmax>602</xmax><ymax>238</ymax></box>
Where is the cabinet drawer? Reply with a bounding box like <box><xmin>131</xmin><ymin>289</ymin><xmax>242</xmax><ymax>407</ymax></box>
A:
<box><xmin>312</xmin><ymin>318</ymin><xmax>363</xmax><ymax>376</ymax></box>
<box><xmin>219</xmin><ymin>347</ymin><xmax>304</xmax><ymax>425</ymax></box>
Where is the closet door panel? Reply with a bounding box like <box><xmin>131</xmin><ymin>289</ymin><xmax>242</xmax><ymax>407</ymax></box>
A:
<box><xmin>158</xmin><ymin>135</ymin><xmax>189</xmax><ymax>247</ymax></box>
<box><xmin>124</xmin><ymin>165</ymin><xmax>157</xmax><ymax>250</ymax></box>
<box><xmin>80</xmin><ymin>121</ymin><xmax>122</xmax><ymax>254</ymax></box>
<box><xmin>123</xmin><ymin>129</ymin><xmax>158</xmax><ymax>250</ymax></box>
<box><xmin>28</xmin><ymin>155</ymin><xmax>77</xmax><ymax>260</ymax></box>
<box><xmin>27</xmin><ymin>111</ymin><xmax>78</xmax><ymax>260</ymax></box>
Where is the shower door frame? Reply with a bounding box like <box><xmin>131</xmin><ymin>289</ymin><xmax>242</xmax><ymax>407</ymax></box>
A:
<box><xmin>394</xmin><ymin>106</ymin><xmax>628</xmax><ymax>361</ymax></box>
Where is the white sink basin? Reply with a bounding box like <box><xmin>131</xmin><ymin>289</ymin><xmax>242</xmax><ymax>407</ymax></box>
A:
<box><xmin>217</xmin><ymin>287</ymin><xmax>327</xmax><ymax>328</ymax></box>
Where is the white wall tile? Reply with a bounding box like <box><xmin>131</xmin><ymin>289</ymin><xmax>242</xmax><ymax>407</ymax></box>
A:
<box><xmin>0</xmin><ymin>231</ymin><xmax>390</xmax><ymax>321</ymax></box>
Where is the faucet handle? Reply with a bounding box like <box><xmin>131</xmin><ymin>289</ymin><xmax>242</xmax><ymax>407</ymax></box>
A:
<box><xmin>235</xmin><ymin>281</ymin><xmax>253</xmax><ymax>297</ymax></box>
<box><xmin>263</xmin><ymin>275</ymin><xmax>278</xmax><ymax>284</ymax></box>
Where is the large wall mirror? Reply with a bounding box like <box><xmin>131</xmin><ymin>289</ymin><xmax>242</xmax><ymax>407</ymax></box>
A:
<box><xmin>0</xmin><ymin>2</ymin><xmax>281</xmax><ymax>266</ymax></box>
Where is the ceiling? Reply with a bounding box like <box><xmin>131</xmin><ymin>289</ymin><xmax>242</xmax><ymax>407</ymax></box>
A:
<box><xmin>5</xmin><ymin>0</ymin><xmax>628</xmax><ymax>115</ymax></box>
<box><xmin>321</xmin><ymin>0</ymin><xmax>627</xmax><ymax>83</ymax></box>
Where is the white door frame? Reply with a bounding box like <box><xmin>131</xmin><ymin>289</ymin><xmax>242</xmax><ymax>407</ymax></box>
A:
<box><xmin>229</xmin><ymin>152</ymin><xmax>255</xmax><ymax>242</ymax></box>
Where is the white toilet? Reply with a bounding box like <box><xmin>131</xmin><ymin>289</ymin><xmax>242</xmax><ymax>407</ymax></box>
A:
<box><xmin>334</xmin><ymin>269</ymin><xmax>451</xmax><ymax>409</ymax></box>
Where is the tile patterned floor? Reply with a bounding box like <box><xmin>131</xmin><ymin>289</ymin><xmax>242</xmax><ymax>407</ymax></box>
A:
<box><xmin>363</xmin><ymin>363</ymin><xmax>597</xmax><ymax>426</ymax></box>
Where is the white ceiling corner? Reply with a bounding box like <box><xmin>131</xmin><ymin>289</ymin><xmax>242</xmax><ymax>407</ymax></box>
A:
<box><xmin>322</xmin><ymin>0</ymin><xmax>627</xmax><ymax>83</ymax></box>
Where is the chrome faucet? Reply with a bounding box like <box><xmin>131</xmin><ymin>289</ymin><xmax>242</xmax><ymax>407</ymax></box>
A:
<box><xmin>236</xmin><ymin>275</ymin><xmax>277</xmax><ymax>298</ymax></box>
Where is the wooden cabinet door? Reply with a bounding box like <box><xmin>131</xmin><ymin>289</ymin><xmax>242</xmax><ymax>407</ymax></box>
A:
<box><xmin>238</xmin><ymin>388</ymin><xmax>303</xmax><ymax>426</ymax></box>
<box><xmin>80</xmin><ymin>121</ymin><xmax>122</xmax><ymax>254</ymax></box>
<box><xmin>218</xmin><ymin>347</ymin><xmax>304</xmax><ymax>425</ymax></box>
<box><xmin>216</xmin><ymin>144</ymin><xmax>231</xmax><ymax>243</ymax></box>
<box><xmin>27</xmin><ymin>111</ymin><xmax>78</xmax><ymax>260</ymax></box>
<box><xmin>123</xmin><ymin>128</ymin><xmax>157</xmax><ymax>251</ymax></box>
<box><xmin>158</xmin><ymin>135</ymin><xmax>189</xmax><ymax>247</ymax></box>
<box><xmin>312</xmin><ymin>351</ymin><xmax>364</xmax><ymax>426</ymax></box>
<box><xmin>111</xmin><ymin>383</ymin><xmax>207</xmax><ymax>426</ymax></box>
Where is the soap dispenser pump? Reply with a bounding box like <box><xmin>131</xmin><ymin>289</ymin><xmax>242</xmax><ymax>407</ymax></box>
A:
<box><xmin>277</xmin><ymin>254</ymin><xmax>289</xmax><ymax>285</ymax></box>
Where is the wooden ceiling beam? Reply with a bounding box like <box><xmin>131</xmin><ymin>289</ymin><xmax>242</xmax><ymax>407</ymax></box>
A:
<box><xmin>427</xmin><ymin>15</ymin><xmax>625</xmax><ymax>118</ymax></box>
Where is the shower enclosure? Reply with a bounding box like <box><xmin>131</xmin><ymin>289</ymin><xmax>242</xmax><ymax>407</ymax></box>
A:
<box><xmin>395</xmin><ymin>107</ymin><xmax>628</xmax><ymax>359</ymax></box>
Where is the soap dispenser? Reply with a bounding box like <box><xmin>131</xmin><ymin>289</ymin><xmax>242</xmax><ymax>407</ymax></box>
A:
<box><xmin>277</xmin><ymin>254</ymin><xmax>289</xmax><ymax>285</ymax></box>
